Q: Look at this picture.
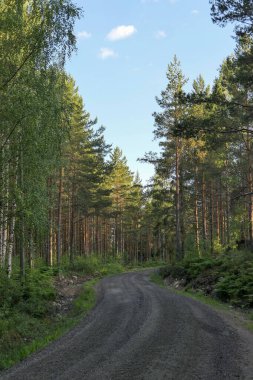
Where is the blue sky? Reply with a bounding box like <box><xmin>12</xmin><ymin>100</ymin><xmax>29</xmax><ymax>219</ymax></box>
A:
<box><xmin>66</xmin><ymin>0</ymin><xmax>236</xmax><ymax>184</ymax></box>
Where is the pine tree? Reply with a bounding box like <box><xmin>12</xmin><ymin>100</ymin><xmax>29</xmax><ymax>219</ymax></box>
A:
<box><xmin>152</xmin><ymin>56</ymin><xmax>188</xmax><ymax>259</ymax></box>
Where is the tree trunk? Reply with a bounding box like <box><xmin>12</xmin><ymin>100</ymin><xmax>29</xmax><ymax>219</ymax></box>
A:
<box><xmin>7</xmin><ymin>201</ymin><xmax>16</xmax><ymax>277</ymax></box>
<box><xmin>28</xmin><ymin>229</ymin><xmax>34</xmax><ymax>269</ymax></box>
<box><xmin>69</xmin><ymin>183</ymin><xmax>75</xmax><ymax>263</ymax></box>
<box><xmin>0</xmin><ymin>156</ymin><xmax>9</xmax><ymax>268</ymax></box>
<box><xmin>219</xmin><ymin>178</ymin><xmax>224</xmax><ymax>245</ymax></box>
<box><xmin>246</xmin><ymin>129</ymin><xmax>253</xmax><ymax>249</ymax></box>
<box><xmin>19</xmin><ymin>146</ymin><xmax>25</xmax><ymax>277</ymax></box>
<box><xmin>216</xmin><ymin>185</ymin><xmax>220</xmax><ymax>243</ymax></box>
<box><xmin>209</xmin><ymin>182</ymin><xmax>214</xmax><ymax>256</ymax></box>
<box><xmin>194</xmin><ymin>166</ymin><xmax>200</xmax><ymax>255</ymax></box>
<box><xmin>47</xmin><ymin>177</ymin><xmax>53</xmax><ymax>266</ymax></box>
<box><xmin>201</xmin><ymin>171</ymin><xmax>207</xmax><ymax>248</ymax></box>
<box><xmin>175</xmin><ymin>138</ymin><xmax>182</xmax><ymax>259</ymax></box>
<box><xmin>57</xmin><ymin>167</ymin><xmax>63</xmax><ymax>267</ymax></box>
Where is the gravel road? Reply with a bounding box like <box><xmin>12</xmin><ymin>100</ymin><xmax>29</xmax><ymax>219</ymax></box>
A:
<box><xmin>1</xmin><ymin>270</ymin><xmax>253</xmax><ymax>380</ymax></box>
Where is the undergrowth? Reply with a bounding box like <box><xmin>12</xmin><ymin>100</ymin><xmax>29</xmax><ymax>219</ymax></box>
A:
<box><xmin>0</xmin><ymin>269</ymin><xmax>89</xmax><ymax>369</ymax></box>
<box><xmin>159</xmin><ymin>251</ymin><xmax>253</xmax><ymax>308</ymax></box>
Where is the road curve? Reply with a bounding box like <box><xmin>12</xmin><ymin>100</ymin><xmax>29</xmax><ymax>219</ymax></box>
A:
<box><xmin>1</xmin><ymin>270</ymin><xmax>253</xmax><ymax>380</ymax></box>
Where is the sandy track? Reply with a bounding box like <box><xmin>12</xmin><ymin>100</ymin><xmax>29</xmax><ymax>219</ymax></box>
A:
<box><xmin>2</xmin><ymin>270</ymin><xmax>253</xmax><ymax>379</ymax></box>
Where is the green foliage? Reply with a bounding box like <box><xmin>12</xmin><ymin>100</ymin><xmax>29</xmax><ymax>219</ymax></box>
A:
<box><xmin>160</xmin><ymin>252</ymin><xmax>253</xmax><ymax>308</ymax></box>
<box><xmin>127</xmin><ymin>259</ymin><xmax>167</xmax><ymax>269</ymax></box>
<box><xmin>0</xmin><ymin>274</ymin><xmax>96</xmax><ymax>370</ymax></box>
<box><xmin>159</xmin><ymin>264</ymin><xmax>187</xmax><ymax>279</ymax></box>
<box><xmin>19</xmin><ymin>270</ymin><xmax>56</xmax><ymax>317</ymax></box>
<box><xmin>0</xmin><ymin>269</ymin><xmax>57</xmax><ymax>369</ymax></box>
<box><xmin>210</xmin><ymin>0</ymin><xmax>253</xmax><ymax>37</ymax></box>
<box><xmin>150</xmin><ymin>272</ymin><xmax>166</xmax><ymax>287</ymax></box>
<box><xmin>0</xmin><ymin>269</ymin><xmax>56</xmax><ymax>318</ymax></box>
<box><xmin>0</xmin><ymin>263</ymin><xmax>97</xmax><ymax>370</ymax></box>
<box><xmin>65</xmin><ymin>256</ymin><xmax>103</xmax><ymax>274</ymax></box>
<box><xmin>72</xmin><ymin>279</ymin><xmax>97</xmax><ymax>315</ymax></box>
<box><xmin>61</xmin><ymin>255</ymin><xmax>125</xmax><ymax>276</ymax></box>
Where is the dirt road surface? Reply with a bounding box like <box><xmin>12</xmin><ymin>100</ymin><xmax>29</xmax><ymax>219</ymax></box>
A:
<box><xmin>2</xmin><ymin>271</ymin><xmax>253</xmax><ymax>379</ymax></box>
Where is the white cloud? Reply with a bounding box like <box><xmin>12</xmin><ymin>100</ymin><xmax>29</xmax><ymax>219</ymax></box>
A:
<box><xmin>107</xmin><ymin>25</ymin><xmax>137</xmax><ymax>41</ymax></box>
<box><xmin>98</xmin><ymin>48</ymin><xmax>117</xmax><ymax>60</ymax></box>
<box><xmin>191</xmin><ymin>9</ymin><xmax>199</xmax><ymax>15</ymax></box>
<box><xmin>155</xmin><ymin>30</ymin><xmax>167</xmax><ymax>39</ymax></box>
<box><xmin>77</xmin><ymin>31</ymin><xmax>91</xmax><ymax>39</ymax></box>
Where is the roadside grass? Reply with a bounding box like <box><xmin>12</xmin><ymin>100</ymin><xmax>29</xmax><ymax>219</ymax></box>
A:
<box><xmin>150</xmin><ymin>272</ymin><xmax>166</xmax><ymax>287</ymax></box>
<box><xmin>60</xmin><ymin>255</ymin><xmax>126</xmax><ymax>277</ymax></box>
<box><xmin>0</xmin><ymin>255</ymin><xmax>163</xmax><ymax>371</ymax></box>
<box><xmin>175</xmin><ymin>288</ymin><xmax>253</xmax><ymax>333</ymax></box>
<box><xmin>127</xmin><ymin>259</ymin><xmax>167</xmax><ymax>271</ymax></box>
<box><xmin>0</xmin><ymin>274</ymin><xmax>98</xmax><ymax>370</ymax></box>
<box><xmin>245</xmin><ymin>312</ymin><xmax>253</xmax><ymax>333</ymax></box>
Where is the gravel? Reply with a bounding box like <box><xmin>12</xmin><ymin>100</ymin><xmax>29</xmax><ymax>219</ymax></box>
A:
<box><xmin>1</xmin><ymin>270</ymin><xmax>253</xmax><ymax>380</ymax></box>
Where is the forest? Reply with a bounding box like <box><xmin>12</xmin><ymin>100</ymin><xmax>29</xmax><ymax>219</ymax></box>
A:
<box><xmin>1</xmin><ymin>1</ymin><xmax>253</xmax><ymax>275</ymax></box>
<box><xmin>0</xmin><ymin>0</ymin><xmax>253</xmax><ymax>371</ymax></box>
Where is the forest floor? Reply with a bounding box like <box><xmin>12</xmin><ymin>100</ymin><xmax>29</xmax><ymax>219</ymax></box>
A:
<box><xmin>2</xmin><ymin>270</ymin><xmax>253</xmax><ymax>379</ymax></box>
<box><xmin>53</xmin><ymin>274</ymin><xmax>94</xmax><ymax>317</ymax></box>
<box><xmin>0</xmin><ymin>268</ymin><xmax>99</xmax><ymax>371</ymax></box>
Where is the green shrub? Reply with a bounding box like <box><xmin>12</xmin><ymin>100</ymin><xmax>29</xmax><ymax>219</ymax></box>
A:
<box><xmin>159</xmin><ymin>265</ymin><xmax>186</xmax><ymax>279</ymax></box>
<box><xmin>160</xmin><ymin>252</ymin><xmax>253</xmax><ymax>308</ymax></box>
<box><xmin>0</xmin><ymin>271</ymin><xmax>22</xmax><ymax>311</ymax></box>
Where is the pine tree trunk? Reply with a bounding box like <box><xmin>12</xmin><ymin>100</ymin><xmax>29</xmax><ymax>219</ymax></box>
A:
<box><xmin>209</xmin><ymin>182</ymin><xmax>214</xmax><ymax>255</ymax></box>
<box><xmin>1</xmin><ymin>157</ymin><xmax>9</xmax><ymax>268</ymax></box>
<box><xmin>216</xmin><ymin>186</ymin><xmax>220</xmax><ymax>243</ymax></box>
<box><xmin>28</xmin><ymin>229</ymin><xmax>34</xmax><ymax>269</ymax></box>
<box><xmin>226</xmin><ymin>183</ymin><xmax>230</xmax><ymax>246</ymax></box>
<box><xmin>175</xmin><ymin>138</ymin><xmax>182</xmax><ymax>259</ymax></box>
<box><xmin>219</xmin><ymin>178</ymin><xmax>224</xmax><ymax>245</ymax></box>
<box><xmin>194</xmin><ymin>167</ymin><xmax>200</xmax><ymax>255</ymax></box>
<box><xmin>69</xmin><ymin>184</ymin><xmax>75</xmax><ymax>263</ymax></box>
<box><xmin>246</xmin><ymin>130</ymin><xmax>253</xmax><ymax>249</ymax></box>
<box><xmin>7</xmin><ymin>201</ymin><xmax>16</xmax><ymax>277</ymax></box>
<box><xmin>201</xmin><ymin>171</ymin><xmax>207</xmax><ymax>248</ymax></box>
<box><xmin>67</xmin><ymin>195</ymin><xmax>71</xmax><ymax>257</ymax></box>
<box><xmin>48</xmin><ymin>214</ymin><xmax>53</xmax><ymax>266</ymax></box>
<box><xmin>57</xmin><ymin>167</ymin><xmax>63</xmax><ymax>267</ymax></box>
<box><xmin>248</xmin><ymin>169</ymin><xmax>253</xmax><ymax>249</ymax></box>
<box><xmin>19</xmin><ymin>146</ymin><xmax>25</xmax><ymax>277</ymax></box>
<box><xmin>47</xmin><ymin>178</ymin><xmax>53</xmax><ymax>266</ymax></box>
